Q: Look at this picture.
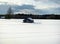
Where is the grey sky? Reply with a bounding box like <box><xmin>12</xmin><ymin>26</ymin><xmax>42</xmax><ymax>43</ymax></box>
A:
<box><xmin>0</xmin><ymin>0</ymin><xmax>60</xmax><ymax>14</ymax></box>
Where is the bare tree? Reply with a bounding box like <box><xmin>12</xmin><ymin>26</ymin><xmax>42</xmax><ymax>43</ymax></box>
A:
<box><xmin>7</xmin><ymin>7</ymin><xmax>13</xmax><ymax>15</ymax></box>
<box><xmin>6</xmin><ymin>7</ymin><xmax>14</xmax><ymax>19</ymax></box>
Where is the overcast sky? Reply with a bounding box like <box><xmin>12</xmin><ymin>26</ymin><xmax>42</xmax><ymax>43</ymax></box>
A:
<box><xmin>0</xmin><ymin>0</ymin><xmax>60</xmax><ymax>9</ymax></box>
<box><xmin>0</xmin><ymin>0</ymin><xmax>60</xmax><ymax>14</ymax></box>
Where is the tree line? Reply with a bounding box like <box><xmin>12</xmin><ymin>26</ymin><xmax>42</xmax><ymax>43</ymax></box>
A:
<box><xmin>0</xmin><ymin>14</ymin><xmax>60</xmax><ymax>19</ymax></box>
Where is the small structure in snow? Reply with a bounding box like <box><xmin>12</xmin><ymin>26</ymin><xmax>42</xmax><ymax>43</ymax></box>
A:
<box><xmin>0</xmin><ymin>16</ymin><xmax>5</xmax><ymax>19</ymax></box>
<box><xmin>23</xmin><ymin>17</ymin><xmax>34</xmax><ymax>23</ymax></box>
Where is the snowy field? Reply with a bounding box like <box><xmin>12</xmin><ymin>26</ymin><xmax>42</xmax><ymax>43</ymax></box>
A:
<box><xmin>0</xmin><ymin>19</ymin><xmax>60</xmax><ymax>44</ymax></box>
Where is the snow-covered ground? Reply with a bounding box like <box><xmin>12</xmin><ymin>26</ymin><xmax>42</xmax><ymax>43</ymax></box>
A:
<box><xmin>0</xmin><ymin>19</ymin><xmax>60</xmax><ymax>44</ymax></box>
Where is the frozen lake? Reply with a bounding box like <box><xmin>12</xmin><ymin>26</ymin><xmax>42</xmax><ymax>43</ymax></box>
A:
<box><xmin>0</xmin><ymin>19</ymin><xmax>60</xmax><ymax>44</ymax></box>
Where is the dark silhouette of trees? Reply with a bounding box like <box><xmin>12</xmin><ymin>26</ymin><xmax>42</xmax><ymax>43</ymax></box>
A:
<box><xmin>3</xmin><ymin>10</ymin><xmax>60</xmax><ymax>19</ymax></box>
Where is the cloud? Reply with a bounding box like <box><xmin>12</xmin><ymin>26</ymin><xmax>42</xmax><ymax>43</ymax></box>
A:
<box><xmin>16</xmin><ymin>5</ymin><xmax>35</xmax><ymax>10</ymax></box>
<box><xmin>0</xmin><ymin>0</ymin><xmax>60</xmax><ymax>14</ymax></box>
<box><xmin>14</xmin><ymin>5</ymin><xmax>41</xmax><ymax>14</ymax></box>
<box><xmin>49</xmin><ymin>0</ymin><xmax>60</xmax><ymax>4</ymax></box>
<box><xmin>34</xmin><ymin>0</ymin><xmax>60</xmax><ymax>9</ymax></box>
<box><xmin>13</xmin><ymin>4</ymin><xmax>60</xmax><ymax>14</ymax></box>
<box><xmin>0</xmin><ymin>0</ymin><xmax>35</xmax><ymax>5</ymax></box>
<box><xmin>0</xmin><ymin>0</ymin><xmax>60</xmax><ymax>9</ymax></box>
<box><xmin>34</xmin><ymin>0</ymin><xmax>60</xmax><ymax>5</ymax></box>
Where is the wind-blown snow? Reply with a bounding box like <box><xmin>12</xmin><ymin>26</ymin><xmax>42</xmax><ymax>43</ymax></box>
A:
<box><xmin>0</xmin><ymin>19</ymin><xmax>60</xmax><ymax>44</ymax></box>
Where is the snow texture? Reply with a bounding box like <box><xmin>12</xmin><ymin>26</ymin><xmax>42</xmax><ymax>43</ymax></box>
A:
<box><xmin>0</xmin><ymin>19</ymin><xmax>60</xmax><ymax>44</ymax></box>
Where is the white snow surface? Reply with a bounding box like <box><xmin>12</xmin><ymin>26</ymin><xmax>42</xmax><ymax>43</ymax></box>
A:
<box><xmin>0</xmin><ymin>19</ymin><xmax>60</xmax><ymax>44</ymax></box>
